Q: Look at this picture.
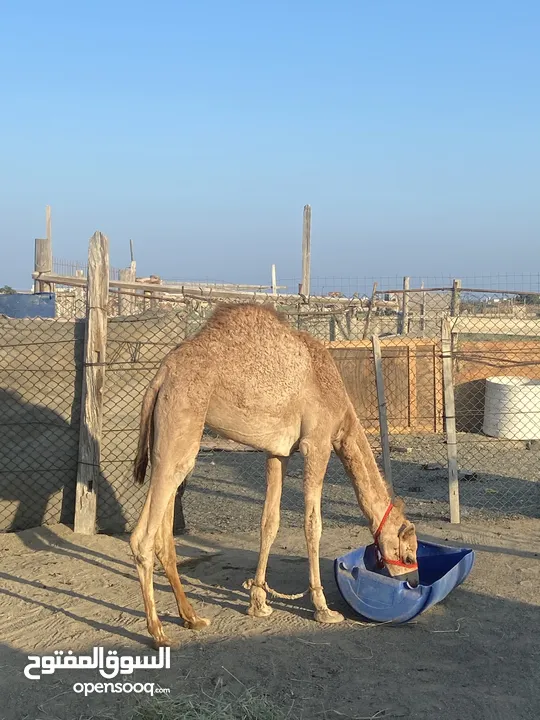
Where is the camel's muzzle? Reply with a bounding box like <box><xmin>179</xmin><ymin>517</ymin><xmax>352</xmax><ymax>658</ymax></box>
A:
<box><xmin>398</xmin><ymin>568</ymin><xmax>419</xmax><ymax>587</ymax></box>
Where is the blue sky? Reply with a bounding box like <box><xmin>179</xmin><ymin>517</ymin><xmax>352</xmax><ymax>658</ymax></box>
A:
<box><xmin>1</xmin><ymin>1</ymin><xmax>539</xmax><ymax>291</ymax></box>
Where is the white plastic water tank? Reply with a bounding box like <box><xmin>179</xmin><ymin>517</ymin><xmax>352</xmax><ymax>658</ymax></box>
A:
<box><xmin>483</xmin><ymin>376</ymin><xmax>540</xmax><ymax>440</ymax></box>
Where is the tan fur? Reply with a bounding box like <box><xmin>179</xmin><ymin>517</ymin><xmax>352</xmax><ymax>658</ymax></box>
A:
<box><xmin>130</xmin><ymin>303</ymin><xmax>419</xmax><ymax>648</ymax></box>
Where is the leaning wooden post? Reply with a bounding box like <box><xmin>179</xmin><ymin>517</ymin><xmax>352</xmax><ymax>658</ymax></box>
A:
<box><xmin>363</xmin><ymin>281</ymin><xmax>378</xmax><ymax>339</ymax></box>
<box><xmin>398</xmin><ymin>276</ymin><xmax>410</xmax><ymax>334</ymax></box>
<box><xmin>34</xmin><ymin>237</ymin><xmax>53</xmax><ymax>293</ymax></box>
<box><xmin>301</xmin><ymin>204</ymin><xmax>311</xmax><ymax>297</ymax></box>
<box><xmin>441</xmin><ymin>317</ymin><xmax>460</xmax><ymax>524</ymax></box>
<box><xmin>372</xmin><ymin>334</ymin><xmax>393</xmax><ymax>490</ymax></box>
<box><xmin>74</xmin><ymin>232</ymin><xmax>110</xmax><ymax>535</ymax></box>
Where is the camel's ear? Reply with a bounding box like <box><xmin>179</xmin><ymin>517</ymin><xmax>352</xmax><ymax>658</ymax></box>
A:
<box><xmin>393</xmin><ymin>495</ymin><xmax>406</xmax><ymax>513</ymax></box>
<box><xmin>398</xmin><ymin>522</ymin><xmax>416</xmax><ymax>541</ymax></box>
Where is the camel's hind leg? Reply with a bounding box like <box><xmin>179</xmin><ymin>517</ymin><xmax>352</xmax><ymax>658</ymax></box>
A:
<box><xmin>247</xmin><ymin>455</ymin><xmax>288</xmax><ymax>618</ymax></box>
<box><xmin>154</xmin><ymin>492</ymin><xmax>210</xmax><ymax>631</ymax></box>
<box><xmin>301</xmin><ymin>440</ymin><xmax>344</xmax><ymax>624</ymax></box>
<box><xmin>130</xmin><ymin>423</ymin><xmax>203</xmax><ymax>648</ymax></box>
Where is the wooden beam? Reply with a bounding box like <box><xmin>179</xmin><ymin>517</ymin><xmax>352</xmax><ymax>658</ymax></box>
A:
<box><xmin>372</xmin><ymin>335</ymin><xmax>393</xmax><ymax>490</ymax></box>
<box><xmin>325</xmin><ymin>337</ymin><xmax>439</xmax><ymax>348</ymax></box>
<box><xmin>74</xmin><ymin>232</ymin><xmax>110</xmax><ymax>535</ymax></box>
<box><xmin>380</xmin><ymin>286</ymin><xmax>451</xmax><ymax>294</ymax></box>
<box><xmin>301</xmin><ymin>204</ymin><xmax>311</xmax><ymax>296</ymax></box>
<box><xmin>441</xmin><ymin>317</ymin><xmax>460</xmax><ymax>524</ymax></box>
<box><xmin>31</xmin><ymin>272</ymin><xmax>396</xmax><ymax>307</ymax></box>
<box><xmin>452</xmin><ymin>316</ymin><xmax>540</xmax><ymax>336</ymax></box>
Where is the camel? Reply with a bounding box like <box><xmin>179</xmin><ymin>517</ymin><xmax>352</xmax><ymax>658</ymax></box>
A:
<box><xmin>130</xmin><ymin>302</ymin><xmax>419</xmax><ymax>648</ymax></box>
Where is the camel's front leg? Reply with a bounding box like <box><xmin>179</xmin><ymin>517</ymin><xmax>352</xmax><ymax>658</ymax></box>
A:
<box><xmin>302</xmin><ymin>441</ymin><xmax>344</xmax><ymax>624</ymax></box>
<box><xmin>247</xmin><ymin>455</ymin><xmax>288</xmax><ymax>618</ymax></box>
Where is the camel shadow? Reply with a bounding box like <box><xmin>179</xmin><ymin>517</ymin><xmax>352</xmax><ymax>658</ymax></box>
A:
<box><xmin>0</xmin><ymin>387</ymin><xmax>128</xmax><ymax>537</ymax></box>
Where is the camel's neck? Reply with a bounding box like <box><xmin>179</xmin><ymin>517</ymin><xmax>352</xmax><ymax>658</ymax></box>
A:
<box><xmin>336</xmin><ymin>423</ymin><xmax>393</xmax><ymax>535</ymax></box>
<box><xmin>350</xmin><ymin>465</ymin><xmax>393</xmax><ymax>535</ymax></box>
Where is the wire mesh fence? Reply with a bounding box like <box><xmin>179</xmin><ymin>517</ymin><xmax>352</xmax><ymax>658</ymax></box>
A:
<box><xmin>0</xmin><ymin>315</ymin><xmax>84</xmax><ymax>531</ymax></box>
<box><xmin>0</xmin><ymin>277</ymin><xmax>538</xmax><ymax>534</ymax></box>
<box><xmin>448</xmin><ymin>297</ymin><xmax>540</xmax><ymax>519</ymax></box>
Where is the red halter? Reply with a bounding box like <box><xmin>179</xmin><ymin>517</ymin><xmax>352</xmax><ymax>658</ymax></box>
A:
<box><xmin>373</xmin><ymin>502</ymin><xmax>419</xmax><ymax>571</ymax></box>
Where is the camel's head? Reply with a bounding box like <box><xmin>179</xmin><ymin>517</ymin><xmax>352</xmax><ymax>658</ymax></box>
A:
<box><xmin>374</xmin><ymin>497</ymin><xmax>419</xmax><ymax>587</ymax></box>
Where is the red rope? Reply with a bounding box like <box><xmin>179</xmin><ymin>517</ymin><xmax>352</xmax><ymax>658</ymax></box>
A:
<box><xmin>373</xmin><ymin>502</ymin><xmax>419</xmax><ymax>571</ymax></box>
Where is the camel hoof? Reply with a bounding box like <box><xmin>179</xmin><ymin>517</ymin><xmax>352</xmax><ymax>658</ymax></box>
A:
<box><xmin>185</xmin><ymin>616</ymin><xmax>211</xmax><ymax>631</ymax></box>
<box><xmin>247</xmin><ymin>603</ymin><xmax>273</xmax><ymax>618</ymax></box>
<box><xmin>152</xmin><ymin>634</ymin><xmax>176</xmax><ymax>649</ymax></box>
<box><xmin>314</xmin><ymin>609</ymin><xmax>345</xmax><ymax>624</ymax></box>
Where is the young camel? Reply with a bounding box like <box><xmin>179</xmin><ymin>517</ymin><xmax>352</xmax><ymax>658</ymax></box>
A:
<box><xmin>131</xmin><ymin>302</ymin><xmax>419</xmax><ymax>648</ymax></box>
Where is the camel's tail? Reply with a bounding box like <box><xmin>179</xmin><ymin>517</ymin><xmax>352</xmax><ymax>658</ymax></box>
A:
<box><xmin>133</xmin><ymin>366</ymin><xmax>167</xmax><ymax>485</ymax></box>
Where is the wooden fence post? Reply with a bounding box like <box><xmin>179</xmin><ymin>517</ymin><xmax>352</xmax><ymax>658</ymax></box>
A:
<box><xmin>301</xmin><ymin>204</ymin><xmax>311</xmax><ymax>296</ymax></box>
<box><xmin>129</xmin><ymin>255</ymin><xmax>137</xmax><ymax>313</ymax></box>
<box><xmin>372</xmin><ymin>335</ymin><xmax>393</xmax><ymax>490</ymax></box>
<box><xmin>271</xmin><ymin>264</ymin><xmax>278</xmax><ymax>296</ymax></box>
<box><xmin>450</xmin><ymin>279</ymin><xmax>462</xmax><ymax>317</ymax></box>
<box><xmin>398</xmin><ymin>276</ymin><xmax>410</xmax><ymax>334</ymax></box>
<box><xmin>74</xmin><ymin>232</ymin><xmax>110</xmax><ymax>535</ymax></box>
<box><xmin>46</xmin><ymin>204</ymin><xmax>52</xmax><ymax>244</ymax></box>
<box><xmin>441</xmin><ymin>317</ymin><xmax>460</xmax><ymax>523</ymax></box>
<box><xmin>34</xmin><ymin>237</ymin><xmax>53</xmax><ymax>293</ymax></box>
<box><xmin>119</xmin><ymin>268</ymin><xmax>132</xmax><ymax>315</ymax></box>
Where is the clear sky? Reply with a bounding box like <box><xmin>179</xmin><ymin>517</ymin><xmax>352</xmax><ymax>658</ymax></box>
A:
<box><xmin>1</xmin><ymin>1</ymin><xmax>539</xmax><ymax>291</ymax></box>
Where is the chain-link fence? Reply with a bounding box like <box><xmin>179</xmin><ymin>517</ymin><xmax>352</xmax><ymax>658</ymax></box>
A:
<box><xmin>449</xmin><ymin>291</ymin><xmax>540</xmax><ymax>519</ymax></box>
<box><xmin>0</xmin><ymin>315</ymin><xmax>84</xmax><ymax>531</ymax></box>
<box><xmin>1</xmin><ymin>276</ymin><xmax>538</xmax><ymax>534</ymax></box>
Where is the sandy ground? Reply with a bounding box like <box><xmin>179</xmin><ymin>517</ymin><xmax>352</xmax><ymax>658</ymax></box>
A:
<box><xmin>0</xmin><ymin>517</ymin><xmax>539</xmax><ymax>720</ymax></box>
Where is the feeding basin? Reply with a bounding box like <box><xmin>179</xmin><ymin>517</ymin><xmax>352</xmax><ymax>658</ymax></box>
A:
<box><xmin>334</xmin><ymin>540</ymin><xmax>474</xmax><ymax>623</ymax></box>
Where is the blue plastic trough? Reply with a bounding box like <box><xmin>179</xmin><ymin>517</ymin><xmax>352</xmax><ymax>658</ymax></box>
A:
<box><xmin>334</xmin><ymin>540</ymin><xmax>475</xmax><ymax>623</ymax></box>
